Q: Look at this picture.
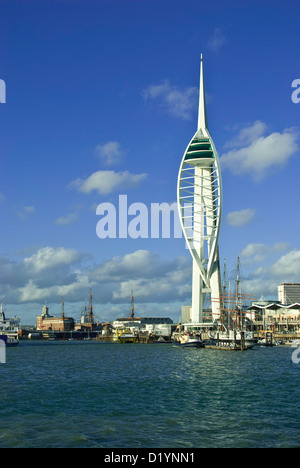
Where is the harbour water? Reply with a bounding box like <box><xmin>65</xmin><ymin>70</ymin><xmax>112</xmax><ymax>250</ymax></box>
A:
<box><xmin>0</xmin><ymin>341</ymin><xmax>299</xmax><ymax>448</ymax></box>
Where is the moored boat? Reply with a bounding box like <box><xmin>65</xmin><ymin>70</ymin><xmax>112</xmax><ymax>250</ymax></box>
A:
<box><xmin>172</xmin><ymin>332</ymin><xmax>204</xmax><ymax>348</ymax></box>
<box><xmin>257</xmin><ymin>332</ymin><xmax>280</xmax><ymax>347</ymax></box>
<box><xmin>0</xmin><ymin>334</ymin><xmax>19</xmax><ymax>347</ymax></box>
<box><xmin>154</xmin><ymin>336</ymin><xmax>172</xmax><ymax>344</ymax></box>
<box><xmin>0</xmin><ymin>304</ymin><xmax>20</xmax><ymax>345</ymax></box>
<box><xmin>112</xmin><ymin>328</ymin><xmax>139</xmax><ymax>343</ymax></box>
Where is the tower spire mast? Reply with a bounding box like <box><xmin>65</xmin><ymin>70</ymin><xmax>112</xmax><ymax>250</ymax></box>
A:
<box><xmin>198</xmin><ymin>54</ymin><xmax>208</xmax><ymax>132</ymax></box>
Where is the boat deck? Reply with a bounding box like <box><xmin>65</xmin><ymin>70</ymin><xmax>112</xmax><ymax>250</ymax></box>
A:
<box><xmin>205</xmin><ymin>344</ymin><xmax>254</xmax><ymax>351</ymax></box>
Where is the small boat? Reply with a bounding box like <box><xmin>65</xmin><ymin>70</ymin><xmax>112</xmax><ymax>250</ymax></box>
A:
<box><xmin>6</xmin><ymin>337</ymin><xmax>19</xmax><ymax>347</ymax></box>
<box><xmin>257</xmin><ymin>332</ymin><xmax>279</xmax><ymax>347</ymax></box>
<box><xmin>172</xmin><ymin>333</ymin><xmax>204</xmax><ymax>348</ymax></box>
<box><xmin>0</xmin><ymin>304</ymin><xmax>20</xmax><ymax>344</ymax></box>
<box><xmin>154</xmin><ymin>336</ymin><xmax>172</xmax><ymax>344</ymax></box>
<box><xmin>291</xmin><ymin>339</ymin><xmax>300</xmax><ymax>347</ymax></box>
<box><xmin>112</xmin><ymin>328</ymin><xmax>139</xmax><ymax>343</ymax></box>
<box><xmin>0</xmin><ymin>334</ymin><xmax>19</xmax><ymax>347</ymax></box>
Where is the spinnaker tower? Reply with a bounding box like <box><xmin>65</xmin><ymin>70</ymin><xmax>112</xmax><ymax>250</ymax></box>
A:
<box><xmin>177</xmin><ymin>55</ymin><xmax>222</xmax><ymax>323</ymax></box>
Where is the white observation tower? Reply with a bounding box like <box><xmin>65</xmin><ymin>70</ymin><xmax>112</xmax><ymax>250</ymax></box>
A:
<box><xmin>177</xmin><ymin>56</ymin><xmax>222</xmax><ymax>323</ymax></box>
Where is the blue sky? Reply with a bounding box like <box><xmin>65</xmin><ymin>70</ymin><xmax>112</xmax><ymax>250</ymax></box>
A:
<box><xmin>0</xmin><ymin>0</ymin><xmax>300</xmax><ymax>324</ymax></box>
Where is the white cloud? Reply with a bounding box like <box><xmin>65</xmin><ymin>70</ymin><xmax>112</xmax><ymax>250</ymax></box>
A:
<box><xmin>23</xmin><ymin>247</ymin><xmax>81</xmax><ymax>274</ymax></box>
<box><xmin>18</xmin><ymin>275</ymin><xmax>90</xmax><ymax>303</ymax></box>
<box><xmin>95</xmin><ymin>141</ymin><xmax>126</xmax><ymax>166</ymax></box>
<box><xmin>240</xmin><ymin>276</ymin><xmax>279</xmax><ymax>299</ymax></box>
<box><xmin>207</xmin><ymin>28</ymin><xmax>227</xmax><ymax>53</ymax></box>
<box><xmin>0</xmin><ymin>248</ymin><xmax>192</xmax><ymax>316</ymax></box>
<box><xmin>54</xmin><ymin>212</ymin><xmax>79</xmax><ymax>226</ymax></box>
<box><xmin>268</xmin><ymin>250</ymin><xmax>300</xmax><ymax>277</ymax></box>
<box><xmin>241</xmin><ymin>243</ymin><xmax>266</xmax><ymax>258</ymax></box>
<box><xmin>0</xmin><ymin>246</ymin><xmax>90</xmax><ymax>305</ymax></box>
<box><xmin>241</xmin><ymin>242</ymin><xmax>291</xmax><ymax>264</ymax></box>
<box><xmin>241</xmin><ymin>242</ymin><xmax>290</xmax><ymax>258</ymax></box>
<box><xmin>91</xmin><ymin>250</ymin><xmax>189</xmax><ymax>282</ymax></box>
<box><xmin>143</xmin><ymin>79</ymin><xmax>198</xmax><ymax>120</ymax></box>
<box><xmin>109</xmin><ymin>252</ymin><xmax>191</xmax><ymax>302</ymax></box>
<box><xmin>234</xmin><ymin>243</ymin><xmax>297</xmax><ymax>299</ymax></box>
<box><xmin>220</xmin><ymin>122</ymin><xmax>299</xmax><ymax>182</ymax></box>
<box><xmin>17</xmin><ymin>205</ymin><xmax>35</xmax><ymax>220</ymax></box>
<box><xmin>70</xmin><ymin>170</ymin><xmax>147</xmax><ymax>195</ymax></box>
<box><xmin>226</xmin><ymin>208</ymin><xmax>256</xmax><ymax>227</ymax></box>
<box><xmin>89</xmin><ymin>250</ymin><xmax>192</xmax><ymax>304</ymax></box>
<box><xmin>224</xmin><ymin>120</ymin><xmax>267</xmax><ymax>148</ymax></box>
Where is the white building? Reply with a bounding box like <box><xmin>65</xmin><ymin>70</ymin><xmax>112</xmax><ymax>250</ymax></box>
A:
<box><xmin>278</xmin><ymin>283</ymin><xmax>300</xmax><ymax>305</ymax></box>
<box><xmin>247</xmin><ymin>301</ymin><xmax>300</xmax><ymax>332</ymax></box>
<box><xmin>112</xmin><ymin>317</ymin><xmax>174</xmax><ymax>337</ymax></box>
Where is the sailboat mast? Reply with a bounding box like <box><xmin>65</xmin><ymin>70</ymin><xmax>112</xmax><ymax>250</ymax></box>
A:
<box><xmin>235</xmin><ymin>257</ymin><xmax>240</xmax><ymax>329</ymax></box>
<box><xmin>130</xmin><ymin>289</ymin><xmax>135</xmax><ymax>321</ymax></box>
<box><xmin>236</xmin><ymin>257</ymin><xmax>240</xmax><ymax>304</ymax></box>
<box><xmin>228</xmin><ymin>281</ymin><xmax>231</xmax><ymax>329</ymax></box>
<box><xmin>89</xmin><ymin>288</ymin><xmax>94</xmax><ymax>330</ymax></box>
<box><xmin>61</xmin><ymin>296</ymin><xmax>65</xmax><ymax>332</ymax></box>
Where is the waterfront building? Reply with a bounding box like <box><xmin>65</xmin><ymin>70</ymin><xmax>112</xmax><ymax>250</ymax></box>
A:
<box><xmin>112</xmin><ymin>317</ymin><xmax>174</xmax><ymax>337</ymax></box>
<box><xmin>177</xmin><ymin>56</ymin><xmax>222</xmax><ymax>325</ymax></box>
<box><xmin>37</xmin><ymin>290</ymin><xmax>98</xmax><ymax>333</ymax></box>
<box><xmin>36</xmin><ymin>304</ymin><xmax>75</xmax><ymax>332</ymax></box>
<box><xmin>247</xmin><ymin>302</ymin><xmax>300</xmax><ymax>333</ymax></box>
<box><xmin>278</xmin><ymin>283</ymin><xmax>300</xmax><ymax>305</ymax></box>
<box><xmin>246</xmin><ymin>298</ymin><xmax>279</xmax><ymax>321</ymax></box>
<box><xmin>181</xmin><ymin>305</ymin><xmax>192</xmax><ymax>324</ymax></box>
<box><xmin>113</xmin><ymin>317</ymin><xmax>173</xmax><ymax>327</ymax></box>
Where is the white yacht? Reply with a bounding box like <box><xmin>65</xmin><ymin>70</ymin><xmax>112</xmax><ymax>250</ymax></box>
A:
<box><xmin>172</xmin><ymin>332</ymin><xmax>204</xmax><ymax>348</ymax></box>
<box><xmin>0</xmin><ymin>303</ymin><xmax>20</xmax><ymax>344</ymax></box>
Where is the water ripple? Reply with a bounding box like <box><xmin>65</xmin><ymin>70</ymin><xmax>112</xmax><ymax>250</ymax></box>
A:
<box><xmin>0</xmin><ymin>342</ymin><xmax>299</xmax><ymax>448</ymax></box>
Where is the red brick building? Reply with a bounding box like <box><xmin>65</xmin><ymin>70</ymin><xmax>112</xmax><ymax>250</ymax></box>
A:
<box><xmin>36</xmin><ymin>305</ymin><xmax>74</xmax><ymax>332</ymax></box>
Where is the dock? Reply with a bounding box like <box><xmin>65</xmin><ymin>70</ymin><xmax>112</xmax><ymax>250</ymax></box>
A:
<box><xmin>205</xmin><ymin>344</ymin><xmax>254</xmax><ymax>351</ymax></box>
